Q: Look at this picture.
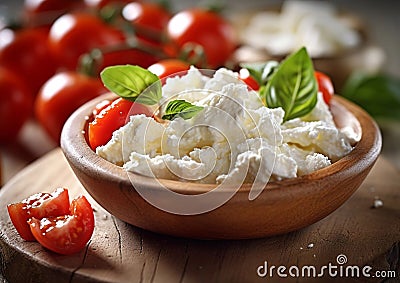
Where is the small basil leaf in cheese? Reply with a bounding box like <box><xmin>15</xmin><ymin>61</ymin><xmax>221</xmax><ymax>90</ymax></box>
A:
<box><xmin>162</xmin><ymin>99</ymin><xmax>204</xmax><ymax>120</ymax></box>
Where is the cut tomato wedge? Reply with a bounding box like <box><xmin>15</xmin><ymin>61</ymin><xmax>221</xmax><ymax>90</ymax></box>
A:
<box><xmin>7</xmin><ymin>188</ymin><xmax>70</xmax><ymax>241</ymax></box>
<box><xmin>28</xmin><ymin>196</ymin><xmax>95</xmax><ymax>255</ymax></box>
<box><xmin>88</xmin><ymin>98</ymin><xmax>154</xmax><ymax>150</ymax></box>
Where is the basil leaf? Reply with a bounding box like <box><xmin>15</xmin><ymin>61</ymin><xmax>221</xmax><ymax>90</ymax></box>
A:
<box><xmin>240</xmin><ymin>61</ymin><xmax>278</xmax><ymax>86</ymax></box>
<box><xmin>263</xmin><ymin>47</ymin><xmax>318</xmax><ymax>122</ymax></box>
<box><xmin>162</xmin><ymin>100</ymin><xmax>204</xmax><ymax>120</ymax></box>
<box><xmin>100</xmin><ymin>65</ymin><xmax>161</xmax><ymax>105</ymax></box>
<box><xmin>342</xmin><ymin>72</ymin><xmax>400</xmax><ymax>120</ymax></box>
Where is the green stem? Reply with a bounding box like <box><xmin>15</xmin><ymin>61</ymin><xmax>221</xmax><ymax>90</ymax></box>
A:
<box><xmin>179</xmin><ymin>43</ymin><xmax>208</xmax><ymax>68</ymax></box>
<box><xmin>77</xmin><ymin>39</ymin><xmax>169</xmax><ymax>77</ymax></box>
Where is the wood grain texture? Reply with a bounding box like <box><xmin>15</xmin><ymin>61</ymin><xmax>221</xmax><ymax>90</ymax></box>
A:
<box><xmin>0</xmin><ymin>149</ymin><xmax>399</xmax><ymax>283</ymax></box>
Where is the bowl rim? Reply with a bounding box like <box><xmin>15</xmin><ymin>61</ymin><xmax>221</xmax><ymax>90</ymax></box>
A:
<box><xmin>61</xmin><ymin>93</ymin><xmax>381</xmax><ymax>196</ymax></box>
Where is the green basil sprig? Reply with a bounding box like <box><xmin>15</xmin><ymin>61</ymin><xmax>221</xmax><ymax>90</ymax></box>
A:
<box><xmin>162</xmin><ymin>99</ymin><xmax>204</xmax><ymax>120</ymax></box>
<box><xmin>100</xmin><ymin>65</ymin><xmax>162</xmax><ymax>105</ymax></box>
<box><xmin>243</xmin><ymin>47</ymin><xmax>318</xmax><ymax>122</ymax></box>
<box><xmin>240</xmin><ymin>61</ymin><xmax>278</xmax><ymax>86</ymax></box>
<box><xmin>100</xmin><ymin>65</ymin><xmax>204</xmax><ymax>120</ymax></box>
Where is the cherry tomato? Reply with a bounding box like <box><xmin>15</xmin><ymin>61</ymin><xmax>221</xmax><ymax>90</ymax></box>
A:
<box><xmin>122</xmin><ymin>2</ymin><xmax>171</xmax><ymax>41</ymax></box>
<box><xmin>315</xmin><ymin>71</ymin><xmax>334</xmax><ymax>104</ymax></box>
<box><xmin>122</xmin><ymin>2</ymin><xmax>174</xmax><ymax>56</ymax></box>
<box><xmin>29</xmin><ymin>195</ymin><xmax>94</xmax><ymax>255</ymax></box>
<box><xmin>88</xmin><ymin>98</ymin><xmax>153</xmax><ymax>150</ymax></box>
<box><xmin>0</xmin><ymin>27</ymin><xmax>59</xmax><ymax>96</ymax></box>
<box><xmin>48</xmin><ymin>13</ymin><xmax>125</xmax><ymax>70</ymax></box>
<box><xmin>92</xmin><ymin>99</ymin><xmax>112</xmax><ymax>116</ymax></box>
<box><xmin>148</xmin><ymin>59</ymin><xmax>190</xmax><ymax>79</ymax></box>
<box><xmin>7</xmin><ymin>188</ymin><xmax>70</xmax><ymax>241</ymax></box>
<box><xmin>0</xmin><ymin>67</ymin><xmax>33</xmax><ymax>142</ymax></box>
<box><xmin>23</xmin><ymin>0</ymin><xmax>83</xmax><ymax>26</ymax></box>
<box><xmin>239</xmin><ymin>68</ymin><xmax>260</xmax><ymax>91</ymax></box>
<box><xmin>35</xmin><ymin>72</ymin><xmax>106</xmax><ymax>143</ymax></box>
<box><xmin>167</xmin><ymin>9</ymin><xmax>236</xmax><ymax>68</ymax></box>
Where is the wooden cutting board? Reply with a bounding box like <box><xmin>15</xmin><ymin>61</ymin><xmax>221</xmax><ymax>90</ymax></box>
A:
<box><xmin>0</xmin><ymin>148</ymin><xmax>399</xmax><ymax>283</ymax></box>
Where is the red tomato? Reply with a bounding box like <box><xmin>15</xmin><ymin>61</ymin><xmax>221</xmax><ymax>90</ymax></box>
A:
<box><xmin>122</xmin><ymin>2</ymin><xmax>173</xmax><ymax>56</ymax></box>
<box><xmin>48</xmin><ymin>13</ymin><xmax>125</xmax><ymax>70</ymax></box>
<box><xmin>92</xmin><ymin>99</ymin><xmax>112</xmax><ymax>116</ymax></box>
<box><xmin>167</xmin><ymin>9</ymin><xmax>236</xmax><ymax>68</ymax></box>
<box><xmin>29</xmin><ymin>195</ymin><xmax>95</xmax><ymax>255</ymax></box>
<box><xmin>35</xmin><ymin>72</ymin><xmax>106</xmax><ymax>143</ymax></box>
<box><xmin>23</xmin><ymin>0</ymin><xmax>83</xmax><ymax>26</ymax></box>
<box><xmin>88</xmin><ymin>98</ymin><xmax>153</xmax><ymax>150</ymax></box>
<box><xmin>239</xmin><ymin>68</ymin><xmax>260</xmax><ymax>91</ymax></box>
<box><xmin>0</xmin><ymin>67</ymin><xmax>33</xmax><ymax>142</ymax></box>
<box><xmin>148</xmin><ymin>59</ymin><xmax>190</xmax><ymax>79</ymax></box>
<box><xmin>7</xmin><ymin>188</ymin><xmax>70</xmax><ymax>241</ymax></box>
<box><xmin>122</xmin><ymin>2</ymin><xmax>171</xmax><ymax>36</ymax></box>
<box><xmin>0</xmin><ymin>27</ymin><xmax>59</xmax><ymax>96</ymax></box>
<box><xmin>315</xmin><ymin>71</ymin><xmax>334</xmax><ymax>104</ymax></box>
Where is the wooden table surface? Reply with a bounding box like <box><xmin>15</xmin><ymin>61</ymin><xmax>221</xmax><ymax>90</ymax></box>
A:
<box><xmin>1</xmin><ymin>0</ymin><xmax>400</xmax><ymax>281</ymax></box>
<box><xmin>0</xmin><ymin>145</ymin><xmax>399</xmax><ymax>282</ymax></box>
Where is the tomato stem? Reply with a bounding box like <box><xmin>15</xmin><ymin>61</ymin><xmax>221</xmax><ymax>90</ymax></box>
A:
<box><xmin>156</xmin><ymin>0</ymin><xmax>173</xmax><ymax>14</ymax></box>
<box><xmin>99</xmin><ymin>4</ymin><xmax>166</xmax><ymax>44</ymax></box>
<box><xmin>202</xmin><ymin>0</ymin><xmax>226</xmax><ymax>14</ymax></box>
<box><xmin>179</xmin><ymin>43</ymin><xmax>208</xmax><ymax>68</ymax></box>
<box><xmin>77</xmin><ymin>39</ymin><xmax>169</xmax><ymax>77</ymax></box>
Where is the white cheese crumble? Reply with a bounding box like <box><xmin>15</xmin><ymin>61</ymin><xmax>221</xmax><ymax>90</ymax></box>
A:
<box><xmin>97</xmin><ymin>66</ymin><xmax>358</xmax><ymax>184</ymax></box>
<box><xmin>240</xmin><ymin>1</ymin><xmax>361</xmax><ymax>57</ymax></box>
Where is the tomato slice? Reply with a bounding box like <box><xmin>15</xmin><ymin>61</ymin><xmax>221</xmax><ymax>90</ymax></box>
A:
<box><xmin>7</xmin><ymin>202</ymin><xmax>35</xmax><ymax>241</ymax></box>
<box><xmin>88</xmin><ymin>98</ymin><xmax>153</xmax><ymax>150</ymax></box>
<box><xmin>7</xmin><ymin>188</ymin><xmax>70</xmax><ymax>241</ymax></box>
<box><xmin>28</xmin><ymin>196</ymin><xmax>95</xmax><ymax>255</ymax></box>
<box><xmin>315</xmin><ymin>71</ymin><xmax>334</xmax><ymax>104</ymax></box>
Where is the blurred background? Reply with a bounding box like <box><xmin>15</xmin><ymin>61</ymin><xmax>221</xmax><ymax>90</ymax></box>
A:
<box><xmin>2</xmin><ymin>0</ymin><xmax>399</xmax><ymax>76</ymax></box>
<box><xmin>1</xmin><ymin>0</ymin><xmax>399</xmax><ymax>185</ymax></box>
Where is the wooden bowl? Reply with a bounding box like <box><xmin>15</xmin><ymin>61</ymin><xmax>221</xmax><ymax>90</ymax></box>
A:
<box><xmin>61</xmin><ymin>94</ymin><xmax>381</xmax><ymax>239</ymax></box>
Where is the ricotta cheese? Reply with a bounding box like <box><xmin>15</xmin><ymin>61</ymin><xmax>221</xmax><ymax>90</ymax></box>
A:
<box><xmin>239</xmin><ymin>1</ymin><xmax>361</xmax><ymax>57</ymax></box>
<box><xmin>96</xmin><ymin>66</ymin><xmax>358</xmax><ymax>184</ymax></box>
